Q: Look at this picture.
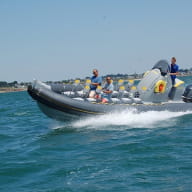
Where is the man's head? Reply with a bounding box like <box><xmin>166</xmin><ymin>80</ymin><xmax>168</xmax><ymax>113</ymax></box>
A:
<box><xmin>93</xmin><ymin>69</ymin><xmax>99</xmax><ymax>77</ymax></box>
<box><xmin>106</xmin><ymin>76</ymin><xmax>112</xmax><ymax>83</ymax></box>
<box><xmin>171</xmin><ymin>57</ymin><xmax>176</xmax><ymax>64</ymax></box>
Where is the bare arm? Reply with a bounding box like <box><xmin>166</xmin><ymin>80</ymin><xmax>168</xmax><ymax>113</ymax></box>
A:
<box><xmin>103</xmin><ymin>90</ymin><xmax>113</xmax><ymax>94</ymax></box>
<box><xmin>91</xmin><ymin>82</ymin><xmax>101</xmax><ymax>86</ymax></box>
<box><xmin>170</xmin><ymin>72</ymin><xmax>179</xmax><ymax>75</ymax></box>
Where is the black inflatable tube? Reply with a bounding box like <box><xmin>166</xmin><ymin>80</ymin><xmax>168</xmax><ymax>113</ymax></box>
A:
<box><xmin>28</xmin><ymin>84</ymin><xmax>192</xmax><ymax>120</ymax></box>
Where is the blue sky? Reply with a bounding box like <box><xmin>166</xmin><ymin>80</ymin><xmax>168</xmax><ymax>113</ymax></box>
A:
<box><xmin>0</xmin><ymin>0</ymin><xmax>192</xmax><ymax>82</ymax></box>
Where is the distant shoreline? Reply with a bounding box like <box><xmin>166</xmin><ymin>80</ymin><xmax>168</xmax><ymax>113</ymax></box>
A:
<box><xmin>0</xmin><ymin>88</ymin><xmax>27</xmax><ymax>94</ymax></box>
<box><xmin>0</xmin><ymin>73</ymin><xmax>191</xmax><ymax>94</ymax></box>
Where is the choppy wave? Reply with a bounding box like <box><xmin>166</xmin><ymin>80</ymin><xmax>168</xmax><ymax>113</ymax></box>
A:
<box><xmin>1</xmin><ymin>90</ymin><xmax>192</xmax><ymax>191</ymax></box>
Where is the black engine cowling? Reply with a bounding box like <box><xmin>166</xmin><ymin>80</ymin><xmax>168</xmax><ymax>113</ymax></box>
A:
<box><xmin>183</xmin><ymin>84</ymin><xmax>192</xmax><ymax>102</ymax></box>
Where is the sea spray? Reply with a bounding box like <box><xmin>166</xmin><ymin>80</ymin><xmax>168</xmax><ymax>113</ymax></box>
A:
<box><xmin>71</xmin><ymin>110</ymin><xmax>192</xmax><ymax>130</ymax></box>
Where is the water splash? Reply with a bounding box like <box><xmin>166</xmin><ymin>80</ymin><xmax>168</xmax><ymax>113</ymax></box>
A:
<box><xmin>71</xmin><ymin>109</ymin><xmax>192</xmax><ymax>130</ymax></box>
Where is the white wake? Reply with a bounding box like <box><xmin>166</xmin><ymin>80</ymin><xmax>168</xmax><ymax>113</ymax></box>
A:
<box><xmin>71</xmin><ymin>109</ymin><xmax>192</xmax><ymax>130</ymax></box>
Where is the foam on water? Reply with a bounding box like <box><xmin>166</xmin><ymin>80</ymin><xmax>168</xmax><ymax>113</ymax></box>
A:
<box><xmin>71</xmin><ymin>109</ymin><xmax>192</xmax><ymax>130</ymax></box>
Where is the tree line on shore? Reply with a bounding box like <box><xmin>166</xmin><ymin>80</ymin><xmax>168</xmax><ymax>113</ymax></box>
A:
<box><xmin>1</xmin><ymin>68</ymin><xmax>192</xmax><ymax>88</ymax></box>
<box><xmin>0</xmin><ymin>81</ymin><xmax>30</xmax><ymax>88</ymax></box>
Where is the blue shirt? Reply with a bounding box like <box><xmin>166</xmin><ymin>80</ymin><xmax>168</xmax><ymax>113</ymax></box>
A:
<box><xmin>90</xmin><ymin>76</ymin><xmax>102</xmax><ymax>90</ymax></box>
<box><xmin>170</xmin><ymin>64</ymin><xmax>179</xmax><ymax>80</ymax></box>
<box><xmin>102</xmin><ymin>83</ymin><xmax>114</xmax><ymax>100</ymax></box>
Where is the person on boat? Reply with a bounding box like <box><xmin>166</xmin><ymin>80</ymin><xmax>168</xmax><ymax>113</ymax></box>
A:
<box><xmin>89</xmin><ymin>69</ymin><xmax>102</xmax><ymax>98</ymax></box>
<box><xmin>101</xmin><ymin>76</ymin><xmax>114</xmax><ymax>103</ymax></box>
<box><xmin>170</xmin><ymin>57</ymin><xmax>179</xmax><ymax>86</ymax></box>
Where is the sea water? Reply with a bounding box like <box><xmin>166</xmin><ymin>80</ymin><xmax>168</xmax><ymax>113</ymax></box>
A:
<box><xmin>0</xmin><ymin>77</ymin><xmax>192</xmax><ymax>192</ymax></box>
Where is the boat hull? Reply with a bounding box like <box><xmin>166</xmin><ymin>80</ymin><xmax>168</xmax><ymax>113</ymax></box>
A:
<box><xmin>28</xmin><ymin>82</ymin><xmax>192</xmax><ymax>121</ymax></box>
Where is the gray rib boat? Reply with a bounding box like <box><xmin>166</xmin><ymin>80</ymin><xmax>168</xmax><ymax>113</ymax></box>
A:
<box><xmin>28</xmin><ymin>60</ymin><xmax>192</xmax><ymax>121</ymax></box>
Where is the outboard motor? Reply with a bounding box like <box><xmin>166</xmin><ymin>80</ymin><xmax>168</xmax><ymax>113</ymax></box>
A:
<box><xmin>183</xmin><ymin>85</ymin><xmax>192</xmax><ymax>102</ymax></box>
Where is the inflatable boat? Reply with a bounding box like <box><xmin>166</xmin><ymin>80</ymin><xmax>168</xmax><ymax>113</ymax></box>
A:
<box><xmin>28</xmin><ymin>60</ymin><xmax>192</xmax><ymax>121</ymax></box>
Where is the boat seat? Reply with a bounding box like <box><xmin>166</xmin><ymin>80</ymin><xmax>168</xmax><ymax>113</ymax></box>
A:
<box><xmin>86</xmin><ymin>98</ymin><xmax>97</xmax><ymax>102</ymax></box>
<box><xmin>123</xmin><ymin>90</ymin><xmax>130</xmax><ymax>97</ymax></box>
<box><xmin>112</xmin><ymin>91</ymin><xmax>119</xmax><ymax>98</ymax></box>
<box><xmin>85</xmin><ymin>79</ymin><xmax>91</xmax><ymax>86</ymax></box>
<box><xmin>127</xmin><ymin>79</ymin><xmax>134</xmax><ymax>87</ymax></box>
<box><xmin>174</xmin><ymin>78</ymin><xmax>184</xmax><ymax>88</ymax></box>
<box><xmin>76</xmin><ymin>90</ymin><xmax>89</xmax><ymax>97</ymax></box>
<box><xmin>73</xmin><ymin>84</ymin><xmax>84</xmax><ymax>92</ymax></box>
<box><xmin>121</xmin><ymin>98</ymin><xmax>133</xmax><ymax>104</ymax></box>
<box><xmin>62</xmin><ymin>91</ymin><xmax>75</xmax><ymax>97</ymax></box>
<box><xmin>96</xmin><ymin>86</ymin><xmax>102</xmax><ymax>94</ymax></box>
<box><xmin>51</xmin><ymin>84</ymin><xmax>65</xmax><ymax>93</ymax></box>
<box><xmin>114</xmin><ymin>86</ymin><xmax>130</xmax><ymax>99</ymax></box>
<box><xmin>73</xmin><ymin>98</ymin><xmax>85</xmax><ymax>101</ymax></box>
<box><xmin>111</xmin><ymin>98</ymin><xmax>121</xmax><ymax>104</ymax></box>
<box><xmin>76</xmin><ymin>90</ymin><xmax>84</xmax><ymax>97</ymax></box>
<box><xmin>76</xmin><ymin>85</ymin><xmax>90</xmax><ymax>97</ymax></box>
<box><xmin>125</xmin><ymin>84</ymin><xmax>131</xmax><ymax>92</ymax></box>
<box><xmin>133</xmin><ymin>98</ymin><xmax>143</xmax><ymax>104</ymax></box>
<box><xmin>63</xmin><ymin>84</ymin><xmax>74</xmax><ymax>92</ymax></box>
<box><xmin>112</xmin><ymin>90</ymin><xmax>130</xmax><ymax>99</ymax></box>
